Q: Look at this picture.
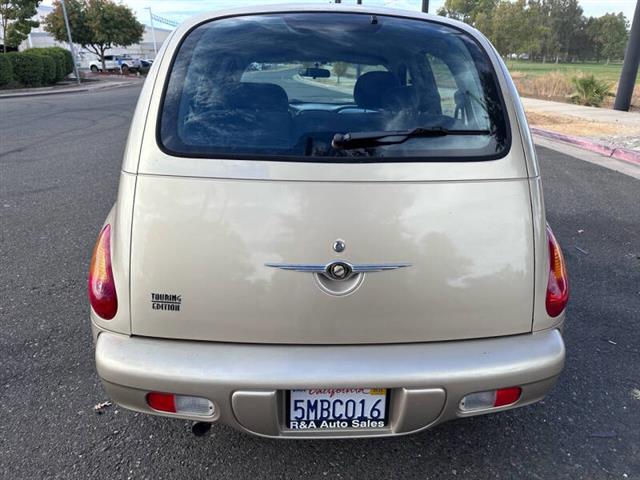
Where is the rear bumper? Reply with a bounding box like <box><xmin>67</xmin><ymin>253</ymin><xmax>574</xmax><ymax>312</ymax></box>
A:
<box><xmin>95</xmin><ymin>328</ymin><xmax>565</xmax><ymax>438</ymax></box>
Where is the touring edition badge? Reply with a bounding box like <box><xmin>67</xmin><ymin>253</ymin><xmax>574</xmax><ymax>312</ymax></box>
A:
<box><xmin>151</xmin><ymin>293</ymin><xmax>182</xmax><ymax>311</ymax></box>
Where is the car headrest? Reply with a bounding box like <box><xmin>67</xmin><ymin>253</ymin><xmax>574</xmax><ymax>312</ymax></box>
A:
<box><xmin>383</xmin><ymin>86</ymin><xmax>418</xmax><ymax>110</ymax></box>
<box><xmin>354</xmin><ymin>71</ymin><xmax>400</xmax><ymax>110</ymax></box>
<box><xmin>224</xmin><ymin>82</ymin><xmax>289</xmax><ymax>112</ymax></box>
<box><xmin>383</xmin><ymin>86</ymin><xmax>443</xmax><ymax>115</ymax></box>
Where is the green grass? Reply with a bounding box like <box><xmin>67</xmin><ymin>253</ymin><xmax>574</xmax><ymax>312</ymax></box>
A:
<box><xmin>505</xmin><ymin>60</ymin><xmax>639</xmax><ymax>85</ymax></box>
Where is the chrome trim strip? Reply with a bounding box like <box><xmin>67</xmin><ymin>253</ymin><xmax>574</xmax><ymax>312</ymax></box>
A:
<box><xmin>265</xmin><ymin>261</ymin><xmax>411</xmax><ymax>274</ymax></box>
<box><xmin>264</xmin><ymin>263</ymin><xmax>327</xmax><ymax>273</ymax></box>
<box><xmin>351</xmin><ymin>263</ymin><xmax>411</xmax><ymax>273</ymax></box>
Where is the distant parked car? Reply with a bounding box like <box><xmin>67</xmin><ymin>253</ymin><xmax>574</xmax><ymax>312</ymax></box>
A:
<box><xmin>90</xmin><ymin>6</ymin><xmax>568</xmax><ymax>439</ymax></box>
<box><xmin>138</xmin><ymin>59</ymin><xmax>153</xmax><ymax>74</ymax></box>
<box><xmin>89</xmin><ymin>55</ymin><xmax>137</xmax><ymax>73</ymax></box>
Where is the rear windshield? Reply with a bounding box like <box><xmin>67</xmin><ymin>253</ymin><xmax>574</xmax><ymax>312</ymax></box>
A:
<box><xmin>159</xmin><ymin>13</ymin><xmax>510</xmax><ymax>162</ymax></box>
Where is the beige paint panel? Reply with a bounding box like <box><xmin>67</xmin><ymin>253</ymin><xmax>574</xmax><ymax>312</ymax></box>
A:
<box><xmin>490</xmin><ymin>46</ymin><xmax>539</xmax><ymax>179</ymax></box>
<box><xmin>120</xmin><ymin>32</ymin><xmax>174</xmax><ymax>174</ymax></box>
<box><xmin>137</xmin><ymin>147</ymin><xmax>528</xmax><ymax>183</ymax></box>
<box><xmin>130</xmin><ymin>176</ymin><xmax>534</xmax><ymax>344</ymax></box>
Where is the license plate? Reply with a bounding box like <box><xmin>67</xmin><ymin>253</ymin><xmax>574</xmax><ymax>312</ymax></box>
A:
<box><xmin>287</xmin><ymin>388</ymin><xmax>388</xmax><ymax>430</ymax></box>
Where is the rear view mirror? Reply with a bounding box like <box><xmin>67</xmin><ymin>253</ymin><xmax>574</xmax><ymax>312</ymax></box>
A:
<box><xmin>299</xmin><ymin>67</ymin><xmax>331</xmax><ymax>79</ymax></box>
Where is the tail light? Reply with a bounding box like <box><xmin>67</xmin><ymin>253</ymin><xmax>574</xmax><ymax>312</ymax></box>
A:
<box><xmin>545</xmin><ymin>226</ymin><xmax>569</xmax><ymax>317</ymax></box>
<box><xmin>494</xmin><ymin>387</ymin><xmax>522</xmax><ymax>407</ymax></box>
<box><xmin>459</xmin><ymin>387</ymin><xmax>522</xmax><ymax>411</ymax></box>
<box><xmin>88</xmin><ymin>224</ymin><xmax>117</xmax><ymax>319</ymax></box>
<box><xmin>146</xmin><ymin>392</ymin><xmax>215</xmax><ymax>416</ymax></box>
<box><xmin>146</xmin><ymin>392</ymin><xmax>176</xmax><ymax>413</ymax></box>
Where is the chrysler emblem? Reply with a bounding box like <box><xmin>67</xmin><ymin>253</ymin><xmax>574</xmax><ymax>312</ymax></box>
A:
<box><xmin>327</xmin><ymin>261</ymin><xmax>351</xmax><ymax>281</ymax></box>
<box><xmin>265</xmin><ymin>259</ymin><xmax>411</xmax><ymax>296</ymax></box>
<box><xmin>265</xmin><ymin>260</ymin><xmax>411</xmax><ymax>280</ymax></box>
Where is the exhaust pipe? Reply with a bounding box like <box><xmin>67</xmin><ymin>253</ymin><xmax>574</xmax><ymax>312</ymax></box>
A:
<box><xmin>192</xmin><ymin>422</ymin><xmax>212</xmax><ymax>436</ymax></box>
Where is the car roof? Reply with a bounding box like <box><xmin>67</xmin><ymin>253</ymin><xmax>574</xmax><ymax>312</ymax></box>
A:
<box><xmin>174</xmin><ymin>4</ymin><xmax>486</xmax><ymax>44</ymax></box>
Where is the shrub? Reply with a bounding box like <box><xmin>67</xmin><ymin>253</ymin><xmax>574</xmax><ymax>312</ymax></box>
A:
<box><xmin>49</xmin><ymin>50</ymin><xmax>67</xmax><ymax>81</ymax></box>
<box><xmin>47</xmin><ymin>47</ymin><xmax>74</xmax><ymax>76</ymax></box>
<box><xmin>7</xmin><ymin>52</ymin><xmax>45</xmax><ymax>87</ymax></box>
<box><xmin>0</xmin><ymin>55</ymin><xmax>13</xmax><ymax>86</ymax></box>
<box><xmin>27</xmin><ymin>47</ymin><xmax>67</xmax><ymax>83</ymax></box>
<box><xmin>530</xmin><ymin>71</ymin><xmax>572</xmax><ymax>98</ymax></box>
<box><xmin>571</xmin><ymin>74</ymin><xmax>613</xmax><ymax>107</ymax></box>
<box><xmin>512</xmin><ymin>71</ymin><xmax>573</xmax><ymax>100</ymax></box>
<box><xmin>0</xmin><ymin>48</ymin><xmax>73</xmax><ymax>88</ymax></box>
<box><xmin>40</xmin><ymin>55</ymin><xmax>57</xmax><ymax>85</ymax></box>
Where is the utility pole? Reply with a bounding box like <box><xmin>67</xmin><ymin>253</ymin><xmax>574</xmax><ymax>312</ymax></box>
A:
<box><xmin>60</xmin><ymin>0</ymin><xmax>81</xmax><ymax>85</ymax></box>
<box><xmin>614</xmin><ymin>0</ymin><xmax>640</xmax><ymax>111</ymax></box>
<box><xmin>145</xmin><ymin>7</ymin><xmax>158</xmax><ymax>57</ymax></box>
<box><xmin>422</xmin><ymin>0</ymin><xmax>429</xmax><ymax>13</ymax></box>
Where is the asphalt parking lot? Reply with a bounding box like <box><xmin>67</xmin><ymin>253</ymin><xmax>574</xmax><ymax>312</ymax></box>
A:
<box><xmin>0</xmin><ymin>85</ymin><xmax>638</xmax><ymax>479</ymax></box>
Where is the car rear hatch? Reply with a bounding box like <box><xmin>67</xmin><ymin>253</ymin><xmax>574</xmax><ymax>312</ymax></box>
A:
<box><xmin>127</xmin><ymin>10</ymin><xmax>535</xmax><ymax>345</ymax></box>
<box><xmin>129</xmin><ymin>169</ymin><xmax>534</xmax><ymax>344</ymax></box>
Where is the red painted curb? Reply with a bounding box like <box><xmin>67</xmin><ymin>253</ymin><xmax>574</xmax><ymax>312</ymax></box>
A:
<box><xmin>531</xmin><ymin>127</ymin><xmax>640</xmax><ymax>166</ymax></box>
<box><xmin>611</xmin><ymin>148</ymin><xmax>640</xmax><ymax>165</ymax></box>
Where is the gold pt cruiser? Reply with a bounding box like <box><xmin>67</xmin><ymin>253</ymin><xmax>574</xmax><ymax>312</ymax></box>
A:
<box><xmin>89</xmin><ymin>5</ymin><xmax>569</xmax><ymax>439</ymax></box>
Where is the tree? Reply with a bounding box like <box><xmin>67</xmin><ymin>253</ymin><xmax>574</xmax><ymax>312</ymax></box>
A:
<box><xmin>333</xmin><ymin>62</ymin><xmax>347</xmax><ymax>84</ymax></box>
<box><xmin>437</xmin><ymin>0</ymin><xmax>477</xmax><ymax>22</ymax></box>
<box><xmin>585</xmin><ymin>17</ymin><xmax>603</xmax><ymax>61</ymax></box>
<box><xmin>44</xmin><ymin>0</ymin><xmax>143</xmax><ymax>71</ymax></box>
<box><xmin>587</xmin><ymin>13</ymin><xmax>628</xmax><ymax>63</ymax></box>
<box><xmin>491</xmin><ymin>0</ymin><xmax>526</xmax><ymax>55</ymax></box>
<box><xmin>545</xmin><ymin>0</ymin><xmax>585</xmax><ymax>62</ymax></box>
<box><xmin>438</xmin><ymin>0</ymin><xmax>498</xmax><ymax>37</ymax></box>
<box><xmin>0</xmin><ymin>0</ymin><xmax>39</xmax><ymax>53</ymax></box>
<box><xmin>438</xmin><ymin>0</ymin><xmax>629</xmax><ymax>64</ymax></box>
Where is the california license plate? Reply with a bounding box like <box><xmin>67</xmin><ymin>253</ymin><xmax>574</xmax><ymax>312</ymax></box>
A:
<box><xmin>287</xmin><ymin>388</ymin><xmax>389</xmax><ymax>430</ymax></box>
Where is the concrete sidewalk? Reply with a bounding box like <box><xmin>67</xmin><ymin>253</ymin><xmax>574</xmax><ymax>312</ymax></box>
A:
<box><xmin>521</xmin><ymin>97</ymin><xmax>640</xmax><ymax>161</ymax></box>
<box><xmin>0</xmin><ymin>76</ymin><xmax>143</xmax><ymax>99</ymax></box>
<box><xmin>522</xmin><ymin>97</ymin><xmax>640</xmax><ymax>127</ymax></box>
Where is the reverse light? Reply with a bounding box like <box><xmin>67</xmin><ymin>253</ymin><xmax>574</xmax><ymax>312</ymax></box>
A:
<box><xmin>545</xmin><ymin>226</ymin><xmax>569</xmax><ymax>317</ymax></box>
<box><xmin>146</xmin><ymin>392</ymin><xmax>215</xmax><ymax>416</ymax></box>
<box><xmin>88</xmin><ymin>224</ymin><xmax>117</xmax><ymax>320</ymax></box>
<box><xmin>459</xmin><ymin>387</ymin><xmax>522</xmax><ymax>412</ymax></box>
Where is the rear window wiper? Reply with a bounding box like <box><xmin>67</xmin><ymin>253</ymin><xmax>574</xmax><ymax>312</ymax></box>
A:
<box><xmin>331</xmin><ymin>127</ymin><xmax>491</xmax><ymax>150</ymax></box>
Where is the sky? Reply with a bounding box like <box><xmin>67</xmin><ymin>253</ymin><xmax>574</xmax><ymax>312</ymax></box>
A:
<box><xmin>42</xmin><ymin>0</ymin><xmax>638</xmax><ymax>29</ymax></box>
